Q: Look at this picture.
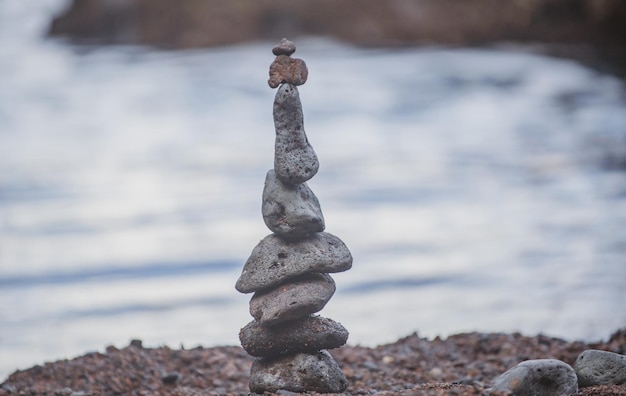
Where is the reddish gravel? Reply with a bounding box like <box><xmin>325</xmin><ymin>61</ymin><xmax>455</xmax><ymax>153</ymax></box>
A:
<box><xmin>2</xmin><ymin>329</ymin><xmax>625</xmax><ymax>395</ymax></box>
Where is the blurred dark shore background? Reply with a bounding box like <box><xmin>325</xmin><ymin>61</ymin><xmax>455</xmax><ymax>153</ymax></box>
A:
<box><xmin>49</xmin><ymin>0</ymin><xmax>626</xmax><ymax>79</ymax></box>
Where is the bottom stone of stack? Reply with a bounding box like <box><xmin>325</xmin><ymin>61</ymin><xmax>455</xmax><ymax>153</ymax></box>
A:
<box><xmin>249</xmin><ymin>350</ymin><xmax>348</xmax><ymax>393</ymax></box>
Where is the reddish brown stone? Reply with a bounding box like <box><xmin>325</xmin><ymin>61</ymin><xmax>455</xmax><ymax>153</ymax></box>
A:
<box><xmin>268</xmin><ymin>55</ymin><xmax>308</xmax><ymax>88</ymax></box>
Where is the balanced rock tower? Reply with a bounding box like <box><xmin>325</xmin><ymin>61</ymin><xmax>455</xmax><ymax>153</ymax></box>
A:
<box><xmin>235</xmin><ymin>38</ymin><xmax>352</xmax><ymax>394</ymax></box>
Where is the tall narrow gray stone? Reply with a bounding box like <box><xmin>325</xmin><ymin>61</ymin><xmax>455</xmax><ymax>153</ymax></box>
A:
<box><xmin>273</xmin><ymin>83</ymin><xmax>319</xmax><ymax>184</ymax></box>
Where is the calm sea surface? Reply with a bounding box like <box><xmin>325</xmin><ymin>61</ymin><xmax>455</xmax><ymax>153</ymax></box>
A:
<box><xmin>1</xmin><ymin>0</ymin><xmax>626</xmax><ymax>380</ymax></box>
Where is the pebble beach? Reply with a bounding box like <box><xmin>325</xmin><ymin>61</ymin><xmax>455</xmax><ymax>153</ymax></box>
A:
<box><xmin>2</xmin><ymin>1</ymin><xmax>626</xmax><ymax>389</ymax></box>
<box><xmin>2</xmin><ymin>328</ymin><xmax>625</xmax><ymax>395</ymax></box>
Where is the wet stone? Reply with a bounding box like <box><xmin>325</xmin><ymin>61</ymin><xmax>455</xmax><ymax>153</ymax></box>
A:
<box><xmin>272</xmin><ymin>38</ymin><xmax>296</xmax><ymax>56</ymax></box>
<box><xmin>250</xmin><ymin>350</ymin><xmax>348</xmax><ymax>394</ymax></box>
<box><xmin>575</xmin><ymin>349</ymin><xmax>626</xmax><ymax>387</ymax></box>
<box><xmin>268</xmin><ymin>55</ymin><xmax>308</xmax><ymax>89</ymax></box>
<box><xmin>262</xmin><ymin>169</ymin><xmax>324</xmax><ymax>240</ymax></box>
<box><xmin>273</xmin><ymin>83</ymin><xmax>319</xmax><ymax>184</ymax></box>
<box><xmin>490</xmin><ymin>359</ymin><xmax>578</xmax><ymax>395</ymax></box>
<box><xmin>239</xmin><ymin>315</ymin><xmax>348</xmax><ymax>358</ymax></box>
<box><xmin>250</xmin><ymin>273</ymin><xmax>335</xmax><ymax>326</ymax></box>
<box><xmin>235</xmin><ymin>232</ymin><xmax>352</xmax><ymax>294</ymax></box>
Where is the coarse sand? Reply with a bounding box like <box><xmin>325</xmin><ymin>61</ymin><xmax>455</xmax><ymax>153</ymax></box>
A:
<box><xmin>2</xmin><ymin>328</ymin><xmax>625</xmax><ymax>395</ymax></box>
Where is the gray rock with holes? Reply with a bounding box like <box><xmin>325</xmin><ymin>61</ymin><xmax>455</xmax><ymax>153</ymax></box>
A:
<box><xmin>273</xmin><ymin>83</ymin><xmax>319</xmax><ymax>184</ymax></box>
<box><xmin>235</xmin><ymin>232</ymin><xmax>352</xmax><ymax>294</ymax></box>
<box><xmin>262</xmin><ymin>169</ymin><xmax>324</xmax><ymax>240</ymax></box>
<box><xmin>250</xmin><ymin>273</ymin><xmax>335</xmax><ymax>326</ymax></box>
<box><xmin>490</xmin><ymin>359</ymin><xmax>578</xmax><ymax>395</ymax></box>
<box><xmin>575</xmin><ymin>349</ymin><xmax>626</xmax><ymax>387</ymax></box>
<box><xmin>239</xmin><ymin>315</ymin><xmax>348</xmax><ymax>358</ymax></box>
<box><xmin>249</xmin><ymin>350</ymin><xmax>348</xmax><ymax>394</ymax></box>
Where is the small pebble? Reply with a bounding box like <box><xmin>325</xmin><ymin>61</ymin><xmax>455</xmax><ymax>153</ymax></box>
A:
<box><xmin>129</xmin><ymin>339</ymin><xmax>143</xmax><ymax>348</ymax></box>
<box><xmin>272</xmin><ymin>38</ymin><xmax>296</xmax><ymax>56</ymax></box>
<box><xmin>490</xmin><ymin>358</ymin><xmax>578</xmax><ymax>395</ymax></box>
<box><xmin>429</xmin><ymin>367</ymin><xmax>443</xmax><ymax>379</ymax></box>
<box><xmin>161</xmin><ymin>371</ymin><xmax>182</xmax><ymax>384</ymax></box>
<box><xmin>575</xmin><ymin>349</ymin><xmax>626</xmax><ymax>387</ymax></box>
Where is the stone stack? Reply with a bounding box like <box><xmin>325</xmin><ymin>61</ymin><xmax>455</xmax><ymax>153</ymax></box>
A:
<box><xmin>235</xmin><ymin>38</ymin><xmax>352</xmax><ymax>394</ymax></box>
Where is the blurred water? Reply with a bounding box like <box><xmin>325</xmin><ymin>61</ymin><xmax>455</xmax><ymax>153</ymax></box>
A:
<box><xmin>1</xmin><ymin>0</ymin><xmax>626</xmax><ymax>381</ymax></box>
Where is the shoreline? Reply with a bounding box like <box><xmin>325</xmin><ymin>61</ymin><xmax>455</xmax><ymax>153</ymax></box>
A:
<box><xmin>2</xmin><ymin>328</ymin><xmax>624</xmax><ymax>395</ymax></box>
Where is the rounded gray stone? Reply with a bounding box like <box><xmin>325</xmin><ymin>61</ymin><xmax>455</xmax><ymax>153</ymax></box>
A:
<box><xmin>239</xmin><ymin>315</ymin><xmax>348</xmax><ymax>358</ymax></box>
<box><xmin>249</xmin><ymin>350</ymin><xmax>348</xmax><ymax>394</ymax></box>
<box><xmin>575</xmin><ymin>349</ymin><xmax>626</xmax><ymax>387</ymax></box>
<box><xmin>273</xmin><ymin>83</ymin><xmax>319</xmax><ymax>184</ymax></box>
<box><xmin>250</xmin><ymin>273</ymin><xmax>335</xmax><ymax>326</ymax></box>
<box><xmin>235</xmin><ymin>232</ymin><xmax>352</xmax><ymax>294</ymax></box>
<box><xmin>490</xmin><ymin>359</ymin><xmax>578</xmax><ymax>395</ymax></box>
<box><xmin>262</xmin><ymin>169</ymin><xmax>324</xmax><ymax>240</ymax></box>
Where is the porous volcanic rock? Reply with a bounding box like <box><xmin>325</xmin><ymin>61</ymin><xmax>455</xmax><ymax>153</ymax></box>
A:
<box><xmin>249</xmin><ymin>272</ymin><xmax>335</xmax><ymax>326</ymax></box>
<box><xmin>273</xmin><ymin>83</ymin><xmax>319</xmax><ymax>185</ymax></box>
<box><xmin>239</xmin><ymin>315</ymin><xmax>348</xmax><ymax>358</ymax></box>
<box><xmin>490</xmin><ymin>358</ymin><xmax>578</xmax><ymax>395</ymax></box>
<box><xmin>249</xmin><ymin>350</ymin><xmax>348</xmax><ymax>394</ymax></box>
<box><xmin>575</xmin><ymin>349</ymin><xmax>626</xmax><ymax>387</ymax></box>
<box><xmin>268</xmin><ymin>55</ymin><xmax>308</xmax><ymax>88</ymax></box>
<box><xmin>262</xmin><ymin>169</ymin><xmax>324</xmax><ymax>240</ymax></box>
<box><xmin>235</xmin><ymin>232</ymin><xmax>352</xmax><ymax>294</ymax></box>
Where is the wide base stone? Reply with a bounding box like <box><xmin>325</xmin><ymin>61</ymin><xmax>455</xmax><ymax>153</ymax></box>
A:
<box><xmin>490</xmin><ymin>359</ymin><xmax>578</xmax><ymax>395</ymax></box>
<box><xmin>239</xmin><ymin>315</ymin><xmax>348</xmax><ymax>358</ymax></box>
<box><xmin>235</xmin><ymin>232</ymin><xmax>352</xmax><ymax>294</ymax></box>
<box><xmin>249</xmin><ymin>350</ymin><xmax>348</xmax><ymax>394</ymax></box>
<box><xmin>250</xmin><ymin>273</ymin><xmax>335</xmax><ymax>326</ymax></box>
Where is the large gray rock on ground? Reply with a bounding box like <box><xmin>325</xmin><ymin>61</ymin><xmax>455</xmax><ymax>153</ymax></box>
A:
<box><xmin>250</xmin><ymin>273</ymin><xmax>335</xmax><ymax>326</ymax></box>
<box><xmin>262</xmin><ymin>169</ymin><xmax>324</xmax><ymax>240</ymax></box>
<box><xmin>575</xmin><ymin>349</ymin><xmax>626</xmax><ymax>387</ymax></box>
<box><xmin>235</xmin><ymin>232</ymin><xmax>352</xmax><ymax>293</ymax></box>
<box><xmin>239</xmin><ymin>315</ymin><xmax>348</xmax><ymax>357</ymax></box>
<box><xmin>249</xmin><ymin>350</ymin><xmax>348</xmax><ymax>394</ymax></box>
<box><xmin>490</xmin><ymin>359</ymin><xmax>578</xmax><ymax>395</ymax></box>
<box><xmin>273</xmin><ymin>83</ymin><xmax>319</xmax><ymax>184</ymax></box>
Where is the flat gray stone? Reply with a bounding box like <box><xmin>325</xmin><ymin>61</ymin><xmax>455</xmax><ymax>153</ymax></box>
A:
<box><xmin>249</xmin><ymin>350</ymin><xmax>348</xmax><ymax>394</ymax></box>
<box><xmin>490</xmin><ymin>359</ymin><xmax>578</xmax><ymax>395</ymax></box>
<box><xmin>262</xmin><ymin>169</ymin><xmax>324</xmax><ymax>240</ymax></box>
<box><xmin>250</xmin><ymin>273</ymin><xmax>335</xmax><ymax>326</ymax></box>
<box><xmin>273</xmin><ymin>83</ymin><xmax>319</xmax><ymax>184</ymax></box>
<box><xmin>575</xmin><ymin>349</ymin><xmax>626</xmax><ymax>387</ymax></box>
<box><xmin>235</xmin><ymin>232</ymin><xmax>352</xmax><ymax>294</ymax></box>
<box><xmin>239</xmin><ymin>315</ymin><xmax>348</xmax><ymax>358</ymax></box>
